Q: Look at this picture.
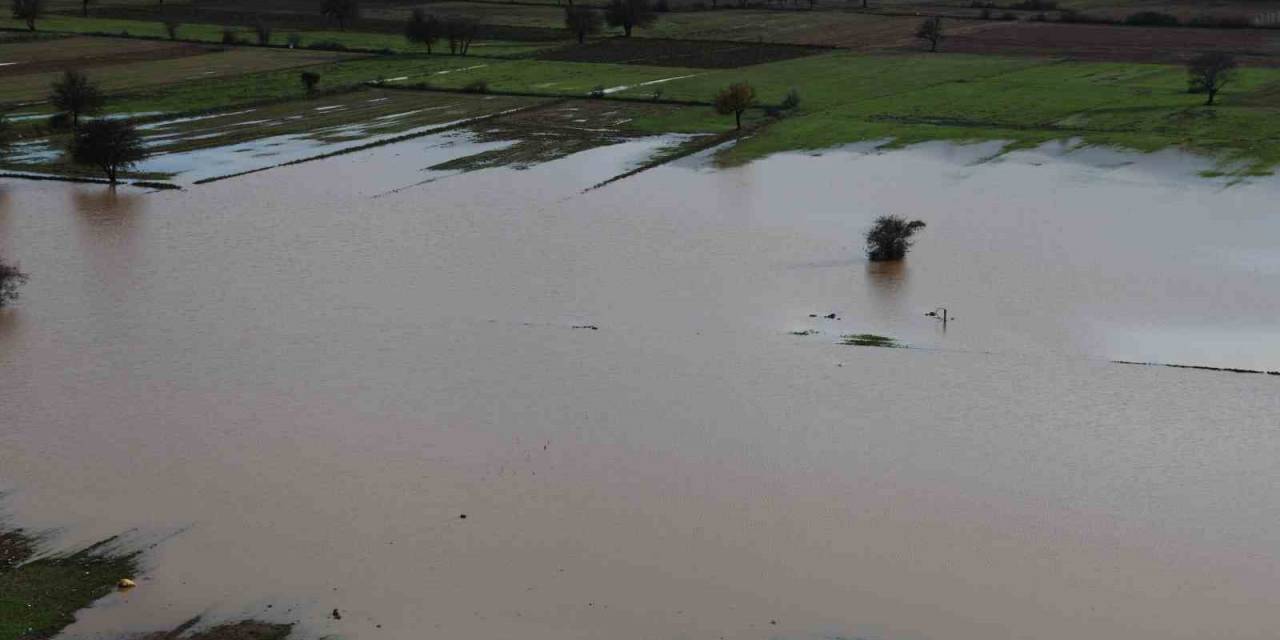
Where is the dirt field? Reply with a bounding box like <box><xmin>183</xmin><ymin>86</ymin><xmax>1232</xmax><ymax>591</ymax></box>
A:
<box><xmin>0</xmin><ymin>36</ymin><xmax>213</xmax><ymax>78</ymax></box>
<box><xmin>0</xmin><ymin>42</ymin><xmax>356</xmax><ymax>105</ymax></box>
<box><xmin>644</xmin><ymin>10</ymin><xmax>986</xmax><ymax>48</ymax></box>
<box><xmin>939</xmin><ymin>20</ymin><xmax>1280</xmax><ymax>64</ymax></box>
<box><xmin>535</xmin><ymin>37</ymin><xmax>823</xmax><ymax>67</ymax></box>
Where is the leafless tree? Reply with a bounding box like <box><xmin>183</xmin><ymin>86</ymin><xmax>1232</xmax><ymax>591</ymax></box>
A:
<box><xmin>1187</xmin><ymin>52</ymin><xmax>1237</xmax><ymax>106</ymax></box>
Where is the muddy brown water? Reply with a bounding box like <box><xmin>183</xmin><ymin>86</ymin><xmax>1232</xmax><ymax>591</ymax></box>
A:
<box><xmin>2</xmin><ymin>139</ymin><xmax>1280</xmax><ymax>640</ymax></box>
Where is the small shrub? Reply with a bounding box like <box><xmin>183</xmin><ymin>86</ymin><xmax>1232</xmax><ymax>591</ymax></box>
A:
<box><xmin>221</xmin><ymin>28</ymin><xmax>244</xmax><ymax>44</ymax></box>
<box><xmin>651</xmin><ymin>87</ymin><xmax>663</xmax><ymax>101</ymax></box>
<box><xmin>286</xmin><ymin>33</ymin><xmax>302</xmax><ymax>47</ymax></box>
<box><xmin>300</xmin><ymin>70</ymin><xmax>320</xmax><ymax>94</ymax></box>
<box><xmin>589</xmin><ymin>84</ymin><xmax>606</xmax><ymax>98</ymax></box>
<box><xmin>462</xmin><ymin>79</ymin><xmax>489</xmax><ymax>93</ymax></box>
<box><xmin>162</xmin><ymin>18</ymin><xmax>180</xmax><ymax>39</ymax></box>
<box><xmin>865</xmin><ymin>215</ymin><xmax>926</xmax><ymax>262</ymax></box>
<box><xmin>1000</xmin><ymin>11</ymin><xmax>1017</xmax><ymax>19</ymax></box>
<box><xmin>1124</xmin><ymin>10</ymin><xmax>1179</xmax><ymax>26</ymax></box>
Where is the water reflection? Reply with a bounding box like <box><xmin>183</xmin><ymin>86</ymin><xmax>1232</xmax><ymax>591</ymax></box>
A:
<box><xmin>70</xmin><ymin>187</ymin><xmax>146</xmax><ymax>311</ymax></box>
<box><xmin>862</xmin><ymin>259</ymin><xmax>910</xmax><ymax>324</ymax></box>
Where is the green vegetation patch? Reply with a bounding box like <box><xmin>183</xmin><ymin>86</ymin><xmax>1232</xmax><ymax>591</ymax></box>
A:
<box><xmin>841</xmin><ymin>333</ymin><xmax>902</xmax><ymax>348</ymax></box>
<box><xmin>0</xmin><ymin>529</ymin><xmax>139</xmax><ymax>640</ymax></box>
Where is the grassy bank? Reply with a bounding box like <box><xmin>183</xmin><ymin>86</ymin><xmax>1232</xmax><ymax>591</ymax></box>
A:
<box><xmin>0</xmin><ymin>529</ymin><xmax>138</xmax><ymax>640</ymax></box>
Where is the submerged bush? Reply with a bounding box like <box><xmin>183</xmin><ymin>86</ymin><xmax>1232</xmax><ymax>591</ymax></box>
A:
<box><xmin>865</xmin><ymin>215</ymin><xmax>926</xmax><ymax>262</ymax></box>
<box><xmin>0</xmin><ymin>257</ymin><xmax>29</xmax><ymax>308</ymax></box>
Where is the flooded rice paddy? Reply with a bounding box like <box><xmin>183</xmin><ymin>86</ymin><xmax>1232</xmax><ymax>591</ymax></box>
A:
<box><xmin>2</xmin><ymin>139</ymin><xmax>1279</xmax><ymax>640</ymax></box>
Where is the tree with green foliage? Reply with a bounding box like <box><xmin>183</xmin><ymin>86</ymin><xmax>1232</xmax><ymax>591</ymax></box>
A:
<box><xmin>1187</xmin><ymin>52</ymin><xmax>1237</xmax><ymax>106</ymax></box>
<box><xmin>604</xmin><ymin>0</ymin><xmax>656</xmax><ymax>37</ymax></box>
<box><xmin>404</xmin><ymin>8</ymin><xmax>441</xmax><ymax>53</ymax></box>
<box><xmin>49</xmin><ymin>70</ymin><xmax>104</xmax><ymax>132</ymax></box>
<box><xmin>300</xmin><ymin>70</ymin><xmax>321</xmax><ymax>94</ymax></box>
<box><xmin>320</xmin><ymin>0</ymin><xmax>357</xmax><ymax>30</ymax></box>
<box><xmin>865</xmin><ymin>215</ymin><xmax>926</xmax><ymax>262</ymax></box>
<box><xmin>564</xmin><ymin>6</ymin><xmax>601</xmax><ymax>44</ymax></box>
<box><xmin>11</xmin><ymin>0</ymin><xmax>41</xmax><ymax>30</ymax></box>
<box><xmin>915</xmin><ymin>16</ymin><xmax>943</xmax><ymax>52</ymax></box>
<box><xmin>714</xmin><ymin>82</ymin><xmax>755</xmax><ymax>129</ymax></box>
<box><xmin>0</xmin><ymin>255</ymin><xmax>28</xmax><ymax>308</ymax></box>
<box><xmin>71</xmin><ymin>119</ymin><xmax>148</xmax><ymax>185</ymax></box>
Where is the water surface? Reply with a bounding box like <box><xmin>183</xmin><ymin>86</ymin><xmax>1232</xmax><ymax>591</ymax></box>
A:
<box><xmin>2</xmin><ymin>140</ymin><xmax>1279</xmax><ymax>640</ymax></box>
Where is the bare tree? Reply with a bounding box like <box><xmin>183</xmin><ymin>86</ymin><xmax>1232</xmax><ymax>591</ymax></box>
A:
<box><xmin>714</xmin><ymin>82</ymin><xmax>755</xmax><ymax>129</ymax></box>
<box><xmin>320</xmin><ymin>0</ymin><xmax>358</xmax><ymax>30</ymax></box>
<box><xmin>604</xmin><ymin>0</ymin><xmax>656</xmax><ymax>37</ymax></box>
<box><xmin>1187</xmin><ymin>52</ymin><xmax>1237</xmax><ymax>106</ymax></box>
<box><xmin>915</xmin><ymin>16</ymin><xmax>943</xmax><ymax>52</ymax></box>
<box><xmin>11</xmin><ymin>0</ymin><xmax>41</xmax><ymax>31</ymax></box>
<box><xmin>404</xmin><ymin>8</ymin><xmax>441</xmax><ymax>53</ymax></box>
<box><xmin>866</xmin><ymin>215</ymin><xmax>926</xmax><ymax>261</ymax></box>
<box><xmin>564</xmin><ymin>6</ymin><xmax>601</xmax><ymax>44</ymax></box>
<box><xmin>71</xmin><ymin>119</ymin><xmax>148</xmax><ymax>185</ymax></box>
<box><xmin>253</xmin><ymin>20</ymin><xmax>272</xmax><ymax>45</ymax></box>
<box><xmin>444</xmin><ymin>16</ymin><xmax>479</xmax><ymax>55</ymax></box>
<box><xmin>49</xmin><ymin>70</ymin><xmax>104</xmax><ymax>131</ymax></box>
<box><xmin>81</xmin><ymin>0</ymin><xmax>89</xmax><ymax>17</ymax></box>
<box><xmin>0</xmin><ymin>255</ymin><xmax>28</xmax><ymax>309</ymax></box>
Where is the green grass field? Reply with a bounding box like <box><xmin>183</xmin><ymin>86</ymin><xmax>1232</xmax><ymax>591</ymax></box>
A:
<box><xmin>6</xmin><ymin>11</ymin><xmax>1280</xmax><ymax>177</ymax></box>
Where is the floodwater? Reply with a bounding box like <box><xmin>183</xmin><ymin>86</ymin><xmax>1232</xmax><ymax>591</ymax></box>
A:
<box><xmin>2</xmin><ymin>139</ymin><xmax>1280</xmax><ymax>640</ymax></box>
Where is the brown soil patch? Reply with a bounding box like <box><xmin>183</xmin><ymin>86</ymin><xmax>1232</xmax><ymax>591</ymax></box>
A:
<box><xmin>0</xmin><ymin>37</ymin><xmax>215</xmax><ymax>78</ymax></box>
<box><xmin>937</xmin><ymin>20</ymin><xmax>1280</xmax><ymax>63</ymax></box>
<box><xmin>535</xmin><ymin>37</ymin><xmax>824</xmax><ymax>67</ymax></box>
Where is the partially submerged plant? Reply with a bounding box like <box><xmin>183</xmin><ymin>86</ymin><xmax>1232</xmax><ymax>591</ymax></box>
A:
<box><xmin>865</xmin><ymin>215</ymin><xmax>926</xmax><ymax>262</ymax></box>
<box><xmin>841</xmin><ymin>333</ymin><xmax>901</xmax><ymax>348</ymax></box>
<box><xmin>0</xmin><ymin>255</ymin><xmax>28</xmax><ymax>308</ymax></box>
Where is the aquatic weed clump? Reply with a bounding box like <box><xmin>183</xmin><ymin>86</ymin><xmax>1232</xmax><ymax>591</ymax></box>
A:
<box><xmin>841</xmin><ymin>333</ymin><xmax>901</xmax><ymax>348</ymax></box>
